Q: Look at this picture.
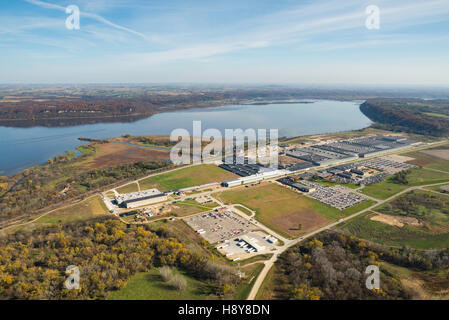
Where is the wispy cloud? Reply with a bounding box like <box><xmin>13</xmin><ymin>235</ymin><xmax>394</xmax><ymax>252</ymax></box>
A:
<box><xmin>24</xmin><ymin>0</ymin><xmax>154</xmax><ymax>41</ymax></box>
<box><xmin>120</xmin><ymin>0</ymin><xmax>449</xmax><ymax>65</ymax></box>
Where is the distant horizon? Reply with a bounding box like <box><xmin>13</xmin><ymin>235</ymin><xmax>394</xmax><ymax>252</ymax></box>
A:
<box><xmin>1</xmin><ymin>83</ymin><xmax>449</xmax><ymax>89</ymax></box>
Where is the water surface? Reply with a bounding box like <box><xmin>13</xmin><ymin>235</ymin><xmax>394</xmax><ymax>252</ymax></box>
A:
<box><xmin>0</xmin><ymin>100</ymin><xmax>371</xmax><ymax>175</ymax></box>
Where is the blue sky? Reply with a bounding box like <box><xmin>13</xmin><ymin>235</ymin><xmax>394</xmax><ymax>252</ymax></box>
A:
<box><xmin>1</xmin><ymin>0</ymin><xmax>449</xmax><ymax>85</ymax></box>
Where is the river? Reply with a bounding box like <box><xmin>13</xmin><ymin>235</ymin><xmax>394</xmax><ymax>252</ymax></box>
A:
<box><xmin>0</xmin><ymin>100</ymin><xmax>371</xmax><ymax>175</ymax></box>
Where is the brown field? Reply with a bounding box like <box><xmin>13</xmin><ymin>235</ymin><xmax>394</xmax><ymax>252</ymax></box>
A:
<box><xmin>271</xmin><ymin>209</ymin><xmax>327</xmax><ymax>235</ymax></box>
<box><xmin>215</xmin><ymin>183</ymin><xmax>343</xmax><ymax>238</ymax></box>
<box><xmin>420</xmin><ymin>149</ymin><xmax>449</xmax><ymax>161</ymax></box>
<box><xmin>84</xmin><ymin>143</ymin><xmax>170</xmax><ymax>169</ymax></box>
<box><xmin>278</xmin><ymin>155</ymin><xmax>305</xmax><ymax>166</ymax></box>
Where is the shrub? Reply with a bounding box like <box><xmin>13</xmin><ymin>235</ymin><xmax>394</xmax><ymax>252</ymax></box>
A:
<box><xmin>170</xmin><ymin>274</ymin><xmax>187</xmax><ymax>291</ymax></box>
<box><xmin>159</xmin><ymin>266</ymin><xmax>174</xmax><ymax>282</ymax></box>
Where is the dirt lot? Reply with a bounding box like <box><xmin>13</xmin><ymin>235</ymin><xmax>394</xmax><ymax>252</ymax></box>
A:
<box><xmin>382</xmin><ymin>154</ymin><xmax>415</xmax><ymax>163</ymax></box>
<box><xmin>84</xmin><ymin>143</ymin><xmax>170</xmax><ymax>169</ymax></box>
<box><xmin>421</xmin><ymin>149</ymin><xmax>449</xmax><ymax>161</ymax></box>
<box><xmin>278</xmin><ymin>155</ymin><xmax>306</xmax><ymax>166</ymax></box>
<box><xmin>271</xmin><ymin>209</ymin><xmax>327</xmax><ymax>235</ymax></box>
<box><xmin>370</xmin><ymin>212</ymin><xmax>421</xmax><ymax>228</ymax></box>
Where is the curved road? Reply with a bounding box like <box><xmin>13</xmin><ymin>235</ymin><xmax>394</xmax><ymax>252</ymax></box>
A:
<box><xmin>246</xmin><ymin>180</ymin><xmax>449</xmax><ymax>300</ymax></box>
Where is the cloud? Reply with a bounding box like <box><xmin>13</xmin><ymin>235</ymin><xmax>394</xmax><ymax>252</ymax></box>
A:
<box><xmin>117</xmin><ymin>0</ymin><xmax>449</xmax><ymax>65</ymax></box>
<box><xmin>24</xmin><ymin>0</ymin><xmax>153</xmax><ymax>41</ymax></box>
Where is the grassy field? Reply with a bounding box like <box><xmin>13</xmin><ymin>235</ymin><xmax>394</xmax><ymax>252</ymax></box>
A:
<box><xmin>342</xmin><ymin>191</ymin><xmax>449</xmax><ymax>249</ymax></box>
<box><xmin>116</xmin><ymin>183</ymin><xmax>139</xmax><ymax>194</ymax></box>
<box><xmin>343</xmin><ymin>214</ymin><xmax>449</xmax><ymax>249</ymax></box>
<box><xmin>108</xmin><ymin>268</ymin><xmax>213</xmax><ymax>300</ymax></box>
<box><xmin>404</xmin><ymin>148</ymin><xmax>449</xmax><ymax>172</ymax></box>
<box><xmin>425</xmin><ymin>184</ymin><xmax>449</xmax><ymax>194</ymax></box>
<box><xmin>234</xmin><ymin>205</ymin><xmax>253</xmax><ymax>216</ymax></box>
<box><xmin>36</xmin><ymin>195</ymin><xmax>108</xmax><ymax>224</ymax></box>
<box><xmin>169</xmin><ymin>199</ymin><xmax>219</xmax><ymax>217</ymax></box>
<box><xmin>139</xmin><ymin>165</ymin><xmax>237</xmax><ymax>191</ymax></box>
<box><xmin>214</xmin><ymin>183</ymin><xmax>365</xmax><ymax>238</ymax></box>
<box><xmin>12</xmin><ymin>195</ymin><xmax>109</xmax><ymax>233</ymax></box>
<box><xmin>423</xmin><ymin>112</ymin><xmax>449</xmax><ymax>119</ymax></box>
<box><xmin>361</xmin><ymin>167</ymin><xmax>449</xmax><ymax>200</ymax></box>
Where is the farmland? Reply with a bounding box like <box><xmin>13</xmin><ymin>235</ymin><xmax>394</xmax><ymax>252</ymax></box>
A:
<box><xmin>139</xmin><ymin>164</ymin><xmax>237</xmax><ymax>191</ymax></box>
<box><xmin>214</xmin><ymin>183</ymin><xmax>360</xmax><ymax>238</ymax></box>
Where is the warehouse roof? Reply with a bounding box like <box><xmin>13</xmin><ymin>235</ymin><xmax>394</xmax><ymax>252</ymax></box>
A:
<box><xmin>116</xmin><ymin>188</ymin><xmax>165</xmax><ymax>204</ymax></box>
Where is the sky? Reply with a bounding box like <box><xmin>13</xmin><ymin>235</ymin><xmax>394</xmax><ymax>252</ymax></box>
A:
<box><xmin>1</xmin><ymin>0</ymin><xmax>449</xmax><ymax>85</ymax></box>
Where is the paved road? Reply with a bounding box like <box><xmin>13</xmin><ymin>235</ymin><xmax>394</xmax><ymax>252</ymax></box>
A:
<box><xmin>246</xmin><ymin>180</ymin><xmax>449</xmax><ymax>300</ymax></box>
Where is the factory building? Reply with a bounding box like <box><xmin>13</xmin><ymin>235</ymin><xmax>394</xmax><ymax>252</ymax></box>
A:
<box><xmin>115</xmin><ymin>188</ymin><xmax>167</xmax><ymax>208</ymax></box>
<box><xmin>221</xmin><ymin>169</ymin><xmax>288</xmax><ymax>187</ymax></box>
<box><xmin>239</xmin><ymin>235</ymin><xmax>266</xmax><ymax>252</ymax></box>
<box><xmin>277</xmin><ymin>177</ymin><xmax>317</xmax><ymax>192</ymax></box>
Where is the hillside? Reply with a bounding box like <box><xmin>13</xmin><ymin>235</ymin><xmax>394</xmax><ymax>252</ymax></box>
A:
<box><xmin>360</xmin><ymin>98</ymin><xmax>449</xmax><ymax>136</ymax></box>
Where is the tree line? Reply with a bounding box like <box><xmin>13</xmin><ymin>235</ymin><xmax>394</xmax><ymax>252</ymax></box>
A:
<box><xmin>360</xmin><ymin>99</ymin><xmax>449</xmax><ymax>136</ymax></box>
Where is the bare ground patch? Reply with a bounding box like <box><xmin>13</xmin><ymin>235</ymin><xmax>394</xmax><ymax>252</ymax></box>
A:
<box><xmin>370</xmin><ymin>212</ymin><xmax>422</xmax><ymax>228</ymax></box>
<box><xmin>85</xmin><ymin>143</ymin><xmax>170</xmax><ymax>169</ymax></box>
<box><xmin>271</xmin><ymin>209</ymin><xmax>327</xmax><ymax>237</ymax></box>
<box><xmin>420</xmin><ymin>149</ymin><xmax>449</xmax><ymax>161</ymax></box>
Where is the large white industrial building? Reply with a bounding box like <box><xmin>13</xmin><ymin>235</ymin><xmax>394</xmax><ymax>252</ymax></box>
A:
<box><xmin>115</xmin><ymin>188</ymin><xmax>167</xmax><ymax>208</ymax></box>
<box><xmin>221</xmin><ymin>169</ymin><xmax>288</xmax><ymax>187</ymax></box>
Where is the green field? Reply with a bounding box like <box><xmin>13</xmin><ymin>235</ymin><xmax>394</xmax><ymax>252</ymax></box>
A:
<box><xmin>12</xmin><ymin>195</ymin><xmax>109</xmax><ymax>233</ymax></box>
<box><xmin>139</xmin><ymin>165</ymin><xmax>237</xmax><ymax>191</ymax></box>
<box><xmin>37</xmin><ymin>195</ymin><xmax>108</xmax><ymax>224</ymax></box>
<box><xmin>116</xmin><ymin>182</ymin><xmax>139</xmax><ymax>194</ymax></box>
<box><xmin>234</xmin><ymin>205</ymin><xmax>253</xmax><ymax>216</ymax></box>
<box><xmin>215</xmin><ymin>183</ymin><xmax>369</xmax><ymax>238</ymax></box>
<box><xmin>343</xmin><ymin>191</ymin><xmax>449</xmax><ymax>249</ymax></box>
<box><xmin>343</xmin><ymin>215</ymin><xmax>449</xmax><ymax>249</ymax></box>
<box><xmin>425</xmin><ymin>184</ymin><xmax>449</xmax><ymax>194</ymax></box>
<box><xmin>423</xmin><ymin>112</ymin><xmax>449</xmax><ymax>119</ymax></box>
<box><xmin>361</xmin><ymin>168</ymin><xmax>449</xmax><ymax>200</ymax></box>
<box><xmin>169</xmin><ymin>199</ymin><xmax>219</xmax><ymax>217</ymax></box>
<box><xmin>404</xmin><ymin>148</ymin><xmax>449</xmax><ymax>172</ymax></box>
<box><xmin>108</xmin><ymin>268</ymin><xmax>212</xmax><ymax>300</ymax></box>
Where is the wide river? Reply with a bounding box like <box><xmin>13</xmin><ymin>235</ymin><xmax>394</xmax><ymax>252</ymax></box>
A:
<box><xmin>0</xmin><ymin>100</ymin><xmax>371</xmax><ymax>175</ymax></box>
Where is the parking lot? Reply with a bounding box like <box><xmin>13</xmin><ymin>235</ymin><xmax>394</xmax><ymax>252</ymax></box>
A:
<box><xmin>301</xmin><ymin>181</ymin><xmax>366</xmax><ymax>210</ymax></box>
<box><xmin>359</xmin><ymin>157</ymin><xmax>415</xmax><ymax>174</ymax></box>
<box><xmin>184</xmin><ymin>209</ymin><xmax>256</xmax><ymax>244</ymax></box>
<box><xmin>216</xmin><ymin>231</ymin><xmax>278</xmax><ymax>260</ymax></box>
